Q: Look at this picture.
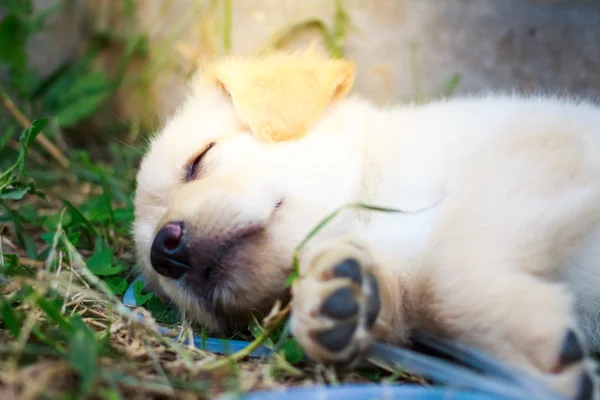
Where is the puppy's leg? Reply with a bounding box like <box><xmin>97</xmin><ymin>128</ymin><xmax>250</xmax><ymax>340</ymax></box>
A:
<box><xmin>412</xmin><ymin>260</ymin><xmax>598</xmax><ymax>399</ymax></box>
<box><xmin>410</xmin><ymin>194</ymin><xmax>600</xmax><ymax>397</ymax></box>
<box><xmin>290</xmin><ymin>237</ymin><xmax>407</xmax><ymax>365</ymax></box>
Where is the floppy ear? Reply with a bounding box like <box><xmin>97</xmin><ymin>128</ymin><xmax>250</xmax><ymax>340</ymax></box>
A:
<box><xmin>203</xmin><ymin>50</ymin><xmax>356</xmax><ymax>142</ymax></box>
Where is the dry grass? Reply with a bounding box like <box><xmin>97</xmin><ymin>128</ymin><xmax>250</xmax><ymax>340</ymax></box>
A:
<box><xmin>0</xmin><ymin>252</ymin><xmax>411</xmax><ymax>399</ymax></box>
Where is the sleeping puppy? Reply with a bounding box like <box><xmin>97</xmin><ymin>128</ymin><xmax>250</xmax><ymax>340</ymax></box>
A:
<box><xmin>133</xmin><ymin>48</ymin><xmax>600</xmax><ymax>399</ymax></box>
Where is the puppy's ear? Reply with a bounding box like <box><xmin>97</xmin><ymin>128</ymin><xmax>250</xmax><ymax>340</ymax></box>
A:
<box><xmin>203</xmin><ymin>50</ymin><xmax>355</xmax><ymax>142</ymax></box>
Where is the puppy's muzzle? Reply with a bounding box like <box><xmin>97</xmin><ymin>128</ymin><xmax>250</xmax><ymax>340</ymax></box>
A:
<box><xmin>150</xmin><ymin>221</ymin><xmax>191</xmax><ymax>279</ymax></box>
<box><xmin>149</xmin><ymin>178</ymin><xmax>282</xmax><ymax>281</ymax></box>
<box><xmin>150</xmin><ymin>218</ymin><xmax>267</xmax><ymax>281</ymax></box>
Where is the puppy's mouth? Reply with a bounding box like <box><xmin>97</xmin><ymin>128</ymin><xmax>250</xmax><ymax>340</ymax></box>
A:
<box><xmin>208</xmin><ymin>284</ymin><xmax>291</xmax><ymax>334</ymax></box>
<box><xmin>183</xmin><ymin>235</ymin><xmax>255</xmax><ymax>305</ymax></box>
<box><xmin>181</xmin><ymin>259</ymin><xmax>292</xmax><ymax>334</ymax></box>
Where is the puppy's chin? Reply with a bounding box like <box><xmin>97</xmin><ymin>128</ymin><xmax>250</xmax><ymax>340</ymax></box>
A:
<box><xmin>158</xmin><ymin>269</ymin><xmax>292</xmax><ymax>335</ymax></box>
<box><xmin>210</xmin><ymin>286</ymin><xmax>292</xmax><ymax>335</ymax></box>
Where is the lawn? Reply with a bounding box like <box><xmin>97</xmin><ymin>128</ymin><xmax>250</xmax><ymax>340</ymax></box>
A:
<box><xmin>0</xmin><ymin>2</ymin><xmax>423</xmax><ymax>399</ymax></box>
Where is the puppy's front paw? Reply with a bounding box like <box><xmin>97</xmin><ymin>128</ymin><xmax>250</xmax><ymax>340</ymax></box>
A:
<box><xmin>290</xmin><ymin>241</ymin><xmax>382</xmax><ymax>366</ymax></box>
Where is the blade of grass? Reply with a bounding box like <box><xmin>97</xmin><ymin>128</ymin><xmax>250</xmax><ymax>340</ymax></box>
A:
<box><xmin>287</xmin><ymin>200</ymin><xmax>443</xmax><ymax>286</ymax></box>
<box><xmin>200</xmin><ymin>304</ymin><xmax>291</xmax><ymax>371</ymax></box>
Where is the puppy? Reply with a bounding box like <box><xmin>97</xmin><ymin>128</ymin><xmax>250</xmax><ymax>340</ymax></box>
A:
<box><xmin>133</xmin><ymin>48</ymin><xmax>600</xmax><ymax>399</ymax></box>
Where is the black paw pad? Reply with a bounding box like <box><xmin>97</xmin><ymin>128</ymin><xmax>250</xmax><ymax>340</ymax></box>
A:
<box><xmin>575</xmin><ymin>372</ymin><xmax>594</xmax><ymax>400</ymax></box>
<box><xmin>333</xmin><ymin>258</ymin><xmax>362</xmax><ymax>286</ymax></box>
<box><xmin>321</xmin><ymin>287</ymin><xmax>359</xmax><ymax>320</ymax></box>
<box><xmin>365</xmin><ymin>273</ymin><xmax>381</xmax><ymax>328</ymax></box>
<box><xmin>559</xmin><ymin>330</ymin><xmax>585</xmax><ymax>368</ymax></box>
<box><xmin>313</xmin><ymin>323</ymin><xmax>357</xmax><ymax>352</ymax></box>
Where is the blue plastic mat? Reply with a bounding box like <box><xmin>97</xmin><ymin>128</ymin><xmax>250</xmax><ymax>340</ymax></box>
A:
<box><xmin>220</xmin><ymin>384</ymin><xmax>502</xmax><ymax>400</ymax></box>
<box><xmin>123</xmin><ymin>277</ymin><xmax>566</xmax><ymax>400</ymax></box>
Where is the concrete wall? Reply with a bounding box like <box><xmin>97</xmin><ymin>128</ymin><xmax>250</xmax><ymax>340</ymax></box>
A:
<box><xmin>17</xmin><ymin>0</ymin><xmax>600</xmax><ymax>124</ymax></box>
<box><xmin>26</xmin><ymin>0</ymin><xmax>90</xmax><ymax>76</ymax></box>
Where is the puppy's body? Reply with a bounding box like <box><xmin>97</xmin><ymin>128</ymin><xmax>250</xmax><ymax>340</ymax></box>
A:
<box><xmin>342</xmin><ymin>95</ymin><xmax>600</xmax><ymax>341</ymax></box>
<box><xmin>133</xmin><ymin>51</ymin><xmax>600</xmax><ymax>398</ymax></box>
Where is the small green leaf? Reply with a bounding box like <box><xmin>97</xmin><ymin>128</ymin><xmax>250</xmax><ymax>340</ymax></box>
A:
<box><xmin>1</xmin><ymin>204</ymin><xmax>26</xmax><ymax>249</ymax></box>
<box><xmin>1</xmin><ymin>297</ymin><xmax>22</xmax><ymax>337</ymax></box>
<box><xmin>66</xmin><ymin>231</ymin><xmax>81</xmax><ymax>246</ymax></box>
<box><xmin>63</xmin><ymin>200</ymin><xmax>99</xmax><ymax>237</ymax></box>
<box><xmin>0</xmin><ymin>181</ymin><xmax>45</xmax><ymax>201</ymax></box>
<box><xmin>133</xmin><ymin>280</ymin><xmax>153</xmax><ymax>306</ymax></box>
<box><xmin>98</xmin><ymin>389</ymin><xmax>122</xmax><ymax>400</ymax></box>
<box><xmin>37</xmin><ymin>297</ymin><xmax>72</xmax><ymax>334</ymax></box>
<box><xmin>279</xmin><ymin>338</ymin><xmax>304</xmax><ymax>364</ymax></box>
<box><xmin>2</xmin><ymin>253</ymin><xmax>19</xmax><ymax>267</ymax></box>
<box><xmin>23</xmin><ymin>233</ymin><xmax>37</xmax><ymax>259</ymax></box>
<box><xmin>0</xmin><ymin>119</ymin><xmax>46</xmax><ymax>184</ymax></box>
<box><xmin>104</xmin><ymin>276</ymin><xmax>128</xmax><ymax>295</ymax></box>
<box><xmin>18</xmin><ymin>118</ymin><xmax>48</xmax><ymax>175</ymax></box>
<box><xmin>47</xmin><ymin>71</ymin><xmax>113</xmax><ymax>127</ymax></box>
<box><xmin>93</xmin><ymin>235</ymin><xmax>106</xmax><ymax>253</ymax></box>
<box><xmin>86</xmin><ymin>248</ymin><xmax>123</xmax><ymax>276</ymax></box>
<box><xmin>55</xmin><ymin>91</ymin><xmax>111</xmax><ymax>127</ymax></box>
<box><xmin>68</xmin><ymin>316</ymin><xmax>99</xmax><ymax>393</ymax></box>
<box><xmin>0</xmin><ymin>253</ymin><xmax>24</xmax><ymax>277</ymax></box>
<box><xmin>359</xmin><ymin>371</ymin><xmax>382</xmax><ymax>382</ymax></box>
<box><xmin>14</xmin><ymin>204</ymin><xmax>40</xmax><ymax>221</ymax></box>
<box><xmin>42</xmin><ymin>211</ymin><xmax>72</xmax><ymax>232</ymax></box>
<box><xmin>0</xmin><ymin>187</ymin><xmax>29</xmax><ymax>200</ymax></box>
<box><xmin>146</xmin><ymin>296</ymin><xmax>180</xmax><ymax>323</ymax></box>
<box><xmin>40</xmin><ymin>231</ymin><xmax>55</xmax><ymax>245</ymax></box>
<box><xmin>113</xmin><ymin>207</ymin><xmax>134</xmax><ymax>223</ymax></box>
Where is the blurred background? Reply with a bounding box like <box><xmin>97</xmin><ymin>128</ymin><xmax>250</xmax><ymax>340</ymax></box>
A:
<box><xmin>3</xmin><ymin>0</ymin><xmax>600</xmax><ymax>155</ymax></box>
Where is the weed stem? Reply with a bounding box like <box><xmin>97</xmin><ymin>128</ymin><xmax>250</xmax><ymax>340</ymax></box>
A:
<box><xmin>0</xmin><ymin>83</ymin><xmax>70</xmax><ymax>168</ymax></box>
<box><xmin>201</xmin><ymin>305</ymin><xmax>291</xmax><ymax>371</ymax></box>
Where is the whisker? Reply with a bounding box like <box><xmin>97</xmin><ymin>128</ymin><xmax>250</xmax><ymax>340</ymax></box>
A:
<box><xmin>111</xmin><ymin>112</ymin><xmax>140</xmax><ymax>134</ymax></box>
<box><xmin>111</xmin><ymin>112</ymin><xmax>152</xmax><ymax>149</ymax></box>
<box><xmin>155</xmin><ymin>98</ymin><xmax>163</xmax><ymax>129</ymax></box>
<box><xmin>107</xmin><ymin>133</ymin><xmax>144</xmax><ymax>155</ymax></box>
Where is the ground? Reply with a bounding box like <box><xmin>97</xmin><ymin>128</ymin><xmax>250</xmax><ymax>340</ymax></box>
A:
<box><xmin>0</xmin><ymin>2</ymin><xmax>428</xmax><ymax>399</ymax></box>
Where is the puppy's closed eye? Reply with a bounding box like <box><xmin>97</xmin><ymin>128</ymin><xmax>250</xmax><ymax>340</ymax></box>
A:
<box><xmin>185</xmin><ymin>142</ymin><xmax>215</xmax><ymax>182</ymax></box>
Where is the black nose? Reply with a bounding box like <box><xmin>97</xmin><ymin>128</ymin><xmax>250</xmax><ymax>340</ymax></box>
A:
<box><xmin>150</xmin><ymin>221</ymin><xmax>191</xmax><ymax>279</ymax></box>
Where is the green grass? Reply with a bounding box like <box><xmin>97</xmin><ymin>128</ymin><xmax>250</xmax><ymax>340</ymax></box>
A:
<box><xmin>0</xmin><ymin>1</ymin><xmax>435</xmax><ymax>398</ymax></box>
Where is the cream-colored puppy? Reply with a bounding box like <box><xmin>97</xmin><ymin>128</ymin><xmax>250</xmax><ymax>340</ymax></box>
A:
<box><xmin>133</xmin><ymin>49</ymin><xmax>600</xmax><ymax>399</ymax></box>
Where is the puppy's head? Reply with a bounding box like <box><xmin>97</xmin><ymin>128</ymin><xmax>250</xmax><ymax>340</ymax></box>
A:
<box><xmin>133</xmin><ymin>49</ymin><xmax>360</xmax><ymax>332</ymax></box>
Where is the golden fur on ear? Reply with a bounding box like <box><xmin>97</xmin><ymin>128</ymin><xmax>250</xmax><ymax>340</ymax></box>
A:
<box><xmin>203</xmin><ymin>49</ymin><xmax>356</xmax><ymax>142</ymax></box>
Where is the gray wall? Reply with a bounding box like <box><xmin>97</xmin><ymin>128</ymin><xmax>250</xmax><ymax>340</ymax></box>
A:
<box><xmin>13</xmin><ymin>0</ymin><xmax>600</xmax><ymax>121</ymax></box>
